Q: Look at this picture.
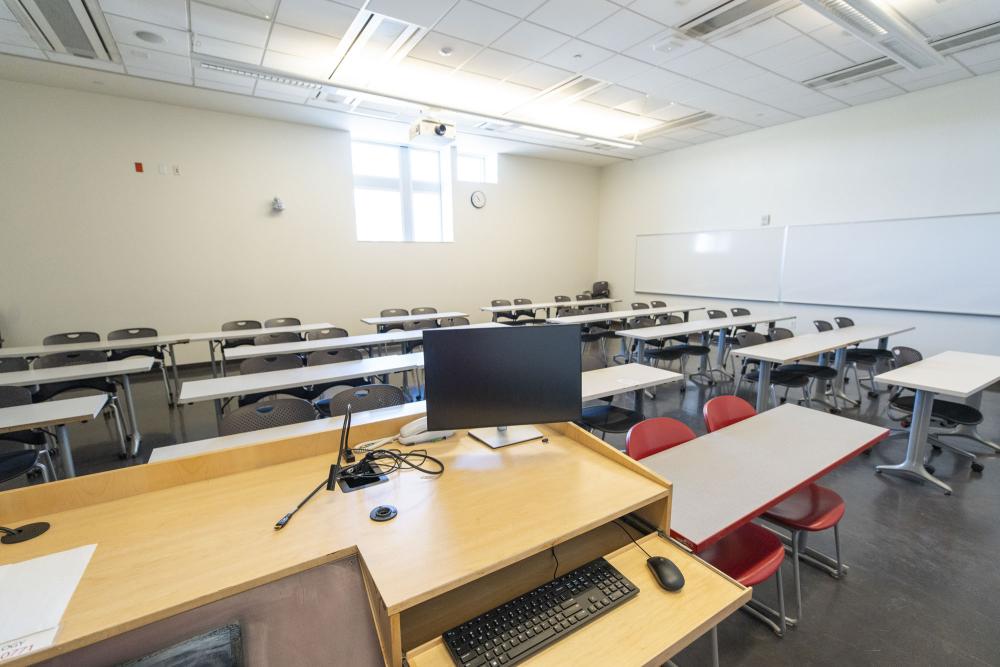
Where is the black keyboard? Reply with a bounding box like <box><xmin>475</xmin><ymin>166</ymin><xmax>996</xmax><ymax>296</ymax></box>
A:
<box><xmin>443</xmin><ymin>557</ymin><xmax>638</xmax><ymax>667</ymax></box>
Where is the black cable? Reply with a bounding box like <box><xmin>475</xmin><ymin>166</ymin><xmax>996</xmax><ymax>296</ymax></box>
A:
<box><xmin>274</xmin><ymin>478</ymin><xmax>326</xmax><ymax>530</ymax></box>
<box><xmin>550</xmin><ymin>546</ymin><xmax>560</xmax><ymax>580</ymax></box>
<box><xmin>0</xmin><ymin>526</ymin><xmax>16</xmax><ymax>537</ymax></box>
<box><xmin>613</xmin><ymin>519</ymin><xmax>653</xmax><ymax>559</ymax></box>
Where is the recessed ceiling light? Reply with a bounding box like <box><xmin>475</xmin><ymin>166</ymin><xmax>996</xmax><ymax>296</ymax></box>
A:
<box><xmin>134</xmin><ymin>30</ymin><xmax>165</xmax><ymax>44</ymax></box>
<box><xmin>439</xmin><ymin>46</ymin><xmax>454</xmax><ymax>56</ymax></box>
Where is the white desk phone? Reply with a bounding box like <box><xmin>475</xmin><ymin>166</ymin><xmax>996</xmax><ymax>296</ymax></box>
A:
<box><xmin>399</xmin><ymin>417</ymin><xmax>455</xmax><ymax>445</ymax></box>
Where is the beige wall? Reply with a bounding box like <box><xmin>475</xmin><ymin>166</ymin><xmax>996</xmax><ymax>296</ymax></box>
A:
<box><xmin>597</xmin><ymin>71</ymin><xmax>1000</xmax><ymax>355</ymax></box>
<box><xmin>0</xmin><ymin>79</ymin><xmax>600</xmax><ymax>363</ymax></box>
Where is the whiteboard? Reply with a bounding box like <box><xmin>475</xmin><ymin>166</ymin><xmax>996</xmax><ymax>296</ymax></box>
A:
<box><xmin>634</xmin><ymin>227</ymin><xmax>785</xmax><ymax>301</ymax></box>
<box><xmin>782</xmin><ymin>213</ymin><xmax>1000</xmax><ymax>316</ymax></box>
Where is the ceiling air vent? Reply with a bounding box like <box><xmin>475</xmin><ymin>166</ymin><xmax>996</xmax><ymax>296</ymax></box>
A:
<box><xmin>931</xmin><ymin>21</ymin><xmax>1000</xmax><ymax>55</ymax></box>
<box><xmin>6</xmin><ymin>0</ymin><xmax>119</xmax><ymax>62</ymax></box>
<box><xmin>637</xmin><ymin>111</ymin><xmax>716</xmax><ymax>141</ymax></box>
<box><xmin>679</xmin><ymin>0</ymin><xmax>790</xmax><ymax>39</ymax></box>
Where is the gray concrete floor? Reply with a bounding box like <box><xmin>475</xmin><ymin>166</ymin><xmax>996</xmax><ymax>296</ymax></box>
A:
<box><xmin>2</xmin><ymin>350</ymin><xmax>999</xmax><ymax>666</ymax></box>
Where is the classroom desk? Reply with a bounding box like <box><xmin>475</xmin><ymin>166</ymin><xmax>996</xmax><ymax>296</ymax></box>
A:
<box><xmin>617</xmin><ymin>314</ymin><xmax>795</xmax><ymax>381</ymax></box>
<box><xmin>0</xmin><ymin>357</ymin><xmax>154</xmax><ymax>457</ymax></box>
<box><xmin>481</xmin><ymin>298</ymin><xmax>621</xmax><ymax>318</ymax></box>
<box><xmin>361</xmin><ymin>312</ymin><xmax>468</xmax><ymax>328</ymax></box>
<box><xmin>873</xmin><ymin>351</ymin><xmax>1000</xmax><ymax>494</ymax></box>
<box><xmin>639</xmin><ymin>403</ymin><xmax>889</xmax><ymax>552</ymax></box>
<box><xmin>732</xmin><ymin>324</ymin><xmax>915</xmax><ymax>412</ymax></box>
<box><xmin>0</xmin><ymin>420</ymin><xmax>747</xmax><ymax>666</ymax></box>
<box><xmin>546</xmin><ymin>304</ymin><xmax>706</xmax><ymax>326</ymax></box>
<box><xmin>180</xmin><ymin>323</ymin><xmax>336</xmax><ymax>376</ymax></box>
<box><xmin>0</xmin><ymin>395</ymin><xmax>108</xmax><ymax>478</ymax></box>
<box><xmin>0</xmin><ymin>335</ymin><xmax>190</xmax><ymax>406</ymax></box>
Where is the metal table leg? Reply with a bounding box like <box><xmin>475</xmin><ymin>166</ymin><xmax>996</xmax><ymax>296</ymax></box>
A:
<box><xmin>120</xmin><ymin>374</ymin><xmax>143</xmax><ymax>456</ymax></box>
<box><xmin>755</xmin><ymin>361</ymin><xmax>772</xmax><ymax>412</ymax></box>
<box><xmin>213</xmin><ymin>399</ymin><xmax>224</xmax><ymax>431</ymax></box>
<box><xmin>167</xmin><ymin>344</ymin><xmax>181</xmax><ymax>407</ymax></box>
<box><xmin>831</xmin><ymin>347</ymin><xmax>858</xmax><ymax>406</ymax></box>
<box><xmin>209</xmin><ymin>341</ymin><xmax>219</xmax><ymax>378</ymax></box>
<box><xmin>876</xmin><ymin>389</ymin><xmax>952</xmax><ymax>494</ymax></box>
<box><xmin>55</xmin><ymin>423</ymin><xmax>76</xmax><ymax>478</ymax></box>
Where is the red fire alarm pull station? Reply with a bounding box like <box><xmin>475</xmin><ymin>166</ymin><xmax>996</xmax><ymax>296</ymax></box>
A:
<box><xmin>134</xmin><ymin>162</ymin><xmax>144</xmax><ymax>173</ymax></box>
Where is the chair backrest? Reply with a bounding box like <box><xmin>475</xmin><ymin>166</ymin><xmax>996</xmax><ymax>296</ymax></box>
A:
<box><xmin>731</xmin><ymin>307</ymin><xmax>750</xmax><ymax>317</ymax></box>
<box><xmin>656</xmin><ymin>314</ymin><xmax>682</xmax><ymax>326</ymax></box>
<box><xmin>891</xmin><ymin>346</ymin><xmax>922</xmax><ymax>368</ymax></box>
<box><xmin>440</xmin><ymin>317</ymin><xmax>470</xmax><ymax>327</ymax></box>
<box><xmin>626</xmin><ymin>418</ymin><xmax>696</xmax><ymax>460</ymax></box>
<box><xmin>768</xmin><ymin>327</ymin><xmax>794</xmax><ymax>341</ymax></box>
<box><xmin>582</xmin><ymin>305</ymin><xmax>607</xmax><ymax>316</ymax></box>
<box><xmin>380</xmin><ymin>308</ymin><xmax>409</xmax><ymax>317</ymax></box>
<box><xmin>411</xmin><ymin>307</ymin><xmax>438</xmax><ymax>315</ymax></box>
<box><xmin>707</xmin><ymin>310</ymin><xmax>727</xmax><ymax>319</ymax></box>
<box><xmin>264</xmin><ymin>317</ymin><xmax>301</xmax><ymax>328</ymax></box>
<box><xmin>218</xmin><ymin>397</ymin><xmax>317</xmax><ymax>436</ymax></box>
<box><xmin>253</xmin><ymin>332</ymin><xmax>301</xmax><ymax>346</ymax></box>
<box><xmin>554</xmin><ymin>295</ymin><xmax>571</xmax><ymax>302</ymax></box>
<box><xmin>813</xmin><ymin>320</ymin><xmax>833</xmax><ymax>332</ymax></box>
<box><xmin>307</xmin><ymin>327</ymin><xmax>349</xmax><ymax>340</ymax></box>
<box><xmin>325</xmin><ymin>384</ymin><xmax>406</xmax><ymax>417</ymax></box>
<box><xmin>0</xmin><ymin>357</ymin><xmax>30</xmax><ymax>373</ymax></box>
<box><xmin>43</xmin><ymin>331</ymin><xmax>100</xmax><ymax>345</ymax></box>
<box><xmin>306</xmin><ymin>348</ymin><xmax>363</xmax><ymax>366</ymax></box>
<box><xmin>592</xmin><ymin>281</ymin><xmax>609</xmax><ymax>295</ymax></box>
<box><xmin>735</xmin><ymin>331</ymin><xmax>768</xmax><ymax>347</ymax></box>
<box><xmin>239</xmin><ymin>354</ymin><xmax>302</xmax><ymax>375</ymax></box>
<box><xmin>221</xmin><ymin>320</ymin><xmax>262</xmax><ymax>332</ymax></box>
<box><xmin>834</xmin><ymin>316</ymin><xmax>854</xmax><ymax>328</ymax></box>
<box><xmin>631</xmin><ymin>316</ymin><xmax>656</xmax><ymax>328</ymax></box>
<box><xmin>0</xmin><ymin>386</ymin><xmax>32</xmax><ymax>408</ymax></box>
<box><xmin>556</xmin><ymin>307</ymin><xmax>581</xmax><ymax>317</ymax></box>
<box><xmin>650</xmin><ymin>300</ymin><xmax>666</xmax><ymax>308</ymax></box>
<box><xmin>513</xmin><ymin>298</ymin><xmax>533</xmax><ymax>306</ymax></box>
<box><xmin>575</xmin><ymin>294</ymin><xmax>590</xmax><ymax>301</ymax></box>
<box><xmin>34</xmin><ymin>350</ymin><xmax>107</xmax><ymax>368</ymax></box>
<box><xmin>630</xmin><ymin>302</ymin><xmax>649</xmax><ymax>310</ymax></box>
<box><xmin>403</xmin><ymin>319</ymin><xmax>438</xmax><ymax>331</ymax></box>
<box><xmin>108</xmin><ymin>327</ymin><xmax>158</xmax><ymax>341</ymax></box>
<box><xmin>703</xmin><ymin>396</ymin><xmax>756</xmax><ymax>432</ymax></box>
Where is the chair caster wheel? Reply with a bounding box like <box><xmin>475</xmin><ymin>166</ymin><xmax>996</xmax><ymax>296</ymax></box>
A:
<box><xmin>924</xmin><ymin>464</ymin><xmax>935</xmax><ymax>475</ymax></box>
<box><xmin>972</xmin><ymin>462</ymin><xmax>985</xmax><ymax>473</ymax></box>
<box><xmin>867</xmin><ymin>391</ymin><xmax>879</xmax><ymax>398</ymax></box>
<box><xmin>829</xmin><ymin>408</ymin><xmax>841</xmax><ymax>415</ymax></box>
<box><xmin>118</xmin><ymin>452</ymin><xmax>128</xmax><ymax>460</ymax></box>
<box><xmin>862</xmin><ymin>449</ymin><xmax>871</xmax><ymax>456</ymax></box>
<box><xmin>931</xmin><ymin>445</ymin><xmax>941</xmax><ymax>453</ymax></box>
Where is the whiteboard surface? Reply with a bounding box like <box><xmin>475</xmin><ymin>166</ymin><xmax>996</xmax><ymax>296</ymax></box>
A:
<box><xmin>782</xmin><ymin>214</ymin><xmax>1000</xmax><ymax>316</ymax></box>
<box><xmin>634</xmin><ymin>227</ymin><xmax>784</xmax><ymax>301</ymax></box>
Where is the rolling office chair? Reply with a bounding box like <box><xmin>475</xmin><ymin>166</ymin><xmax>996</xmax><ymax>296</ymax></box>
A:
<box><xmin>646</xmin><ymin>319</ymin><xmax>714</xmax><ymax>388</ymax></box>
<box><xmin>323</xmin><ymin>384</ymin><xmax>406</xmax><ymax>418</ymax></box>
<box><xmin>704</xmin><ymin>396</ymin><xmax>845</xmax><ymax>626</ymax></box>
<box><xmin>833</xmin><ymin>317</ymin><xmax>894</xmax><ymax>400</ymax></box>
<box><xmin>264</xmin><ymin>317</ymin><xmax>301</xmax><ymax>328</ymax></box>
<box><xmin>307</xmin><ymin>348</ymin><xmax>367</xmax><ymax>409</ymax></box>
<box><xmin>767</xmin><ymin>328</ymin><xmax>841</xmax><ymax>412</ymax></box>
<box><xmin>628</xmin><ymin>413</ymin><xmax>789</xmax><ymax>637</ymax></box>
<box><xmin>733</xmin><ymin>332</ymin><xmax>809</xmax><ymax>408</ymax></box>
<box><xmin>107</xmin><ymin>327</ymin><xmax>174</xmax><ymax>405</ymax></box>
<box><xmin>218</xmin><ymin>397</ymin><xmax>317</xmax><ymax>436</ymax></box>
<box><xmin>253</xmin><ymin>332</ymin><xmax>301</xmax><ymax>345</ymax></box>
<box><xmin>237</xmin><ymin>354</ymin><xmax>309</xmax><ymax>406</ymax></box>
<box><xmin>307</xmin><ymin>327</ymin><xmax>349</xmax><ymax>340</ymax></box>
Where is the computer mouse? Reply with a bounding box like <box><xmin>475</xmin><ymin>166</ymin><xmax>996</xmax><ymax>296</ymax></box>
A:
<box><xmin>647</xmin><ymin>556</ymin><xmax>685</xmax><ymax>592</ymax></box>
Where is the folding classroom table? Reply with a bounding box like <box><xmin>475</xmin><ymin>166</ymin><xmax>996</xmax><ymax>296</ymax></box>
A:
<box><xmin>0</xmin><ymin>394</ymin><xmax>108</xmax><ymax>478</ymax></box>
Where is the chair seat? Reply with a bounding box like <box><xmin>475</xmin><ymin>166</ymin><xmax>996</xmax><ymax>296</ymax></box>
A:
<box><xmin>846</xmin><ymin>348</ymin><xmax>893</xmax><ymax>363</ymax></box>
<box><xmin>0</xmin><ymin>449</ymin><xmax>40</xmax><ymax>484</ymax></box>
<box><xmin>577</xmin><ymin>404</ymin><xmax>644</xmax><ymax>434</ymax></box>
<box><xmin>33</xmin><ymin>381</ymin><xmax>116</xmax><ymax>403</ymax></box>
<box><xmin>890</xmin><ymin>395</ymin><xmax>983</xmax><ymax>426</ymax></box>
<box><xmin>109</xmin><ymin>347</ymin><xmax>164</xmax><ymax>361</ymax></box>
<box><xmin>646</xmin><ymin>344</ymin><xmax>708</xmax><ymax>361</ymax></box>
<box><xmin>698</xmin><ymin>523</ymin><xmax>785</xmax><ymax>587</ymax></box>
<box><xmin>777</xmin><ymin>363</ymin><xmax>838</xmax><ymax>379</ymax></box>
<box><xmin>238</xmin><ymin>386</ymin><xmax>313</xmax><ymax>407</ymax></box>
<box><xmin>763</xmin><ymin>484</ymin><xmax>845</xmax><ymax>532</ymax></box>
<box><xmin>0</xmin><ymin>429</ymin><xmax>46</xmax><ymax>446</ymax></box>
<box><xmin>745</xmin><ymin>369</ymin><xmax>810</xmax><ymax>387</ymax></box>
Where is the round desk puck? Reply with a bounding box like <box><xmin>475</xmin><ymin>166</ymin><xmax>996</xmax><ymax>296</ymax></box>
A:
<box><xmin>370</xmin><ymin>505</ymin><xmax>397</xmax><ymax>522</ymax></box>
<box><xmin>1</xmin><ymin>522</ymin><xmax>50</xmax><ymax>544</ymax></box>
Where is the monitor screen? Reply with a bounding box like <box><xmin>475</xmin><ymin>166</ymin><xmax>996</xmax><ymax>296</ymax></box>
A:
<box><xmin>423</xmin><ymin>325</ymin><xmax>582</xmax><ymax>431</ymax></box>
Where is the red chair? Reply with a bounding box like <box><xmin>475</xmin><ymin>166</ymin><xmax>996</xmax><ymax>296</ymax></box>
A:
<box><xmin>703</xmin><ymin>395</ymin><xmax>847</xmax><ymax>624</ymax></box>
<box><xmin>627</xmin><ymin>416</ymin><xmax>789</xmax><ymax>637</ymax></box>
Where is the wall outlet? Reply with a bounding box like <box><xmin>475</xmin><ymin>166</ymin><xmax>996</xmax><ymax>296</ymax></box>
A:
<box><xmin>172</xmin><ymin>165</ymin><xmax>181</xmax><ymax>176</ymax></box>
<box><xmin>761</xmin><ymin>214</ymin><xmax>771</xmax><ymax>226</ymax></box>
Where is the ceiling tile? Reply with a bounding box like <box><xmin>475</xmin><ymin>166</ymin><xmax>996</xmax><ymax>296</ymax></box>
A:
<box><xmin>586</xmin><ymin>84</ymin><xmax>643</xmax><ymax>106</ymax></box>
<box><xmin>539</xmin><ymin>38</ymin><xmax>614</xmax><ymax>72</ymax></box>
<box><xmin>882</xmin><ymin>60</ymin><xmax>971</xmax><ymax>92</ymax></box>
<box><xmin>662</xmin><ymin>126</ymin><xmax>718</xmax><ymax>143</ymax></box>
<box><xmin>506</xmin><ymin>61</ymin><xmax>572</xmax><ymax>88</ymax></box>
<box><xmin>436</xmin><ymin>1</ymin><xmax>519</xmax><ymax>44</ymax></box>
<box><xmin>121</xmin><ymin>46</ymin><xmax>192</xmax><ymax>75</ymax></box>
<box><xmin>579</xmin><ymin>9</ymin><xmax>663</xmax><ymax>51</ymax></box>
<box><xmin>822</xmin><ymin>76</ymin><xmax>900</xmax><ymax>103</ymax></box>
<box><xmin>198</xmin><ymin>0</ymin><xmax>276</xmax><ymax>19</ymax></box>
<box><xmin>644</xmin><ymin>135</ymin><xmax>691</xmax><ymax>150</ymax></box>
<box><xmin>907</xmin><ymin>0</ymin><xmax>1000</xmax><ymax>42</ymax></box>
<box><xmin>262</xmin><ymin>50</ymin><xmax>336</xmax><ymax>78</ymax></box>
<box><xmin>585</xmin><ymin>54</ymin><xmax>656</xmax><ymax>83</ymax></box>
<box><xmin>0</xmin><ymin>3</ymin><xmax>13</xmax><ymax>20</ymax></box>
<box><xmin>106</xmin><ymin>15</ymin><xmax>191</xmax><ymax>56</ymax></box>
<box><xmin>99</xmin><ymin>0</ymin><xmax>189</xmax><ymax>31</ymax></box>
<box><xmin>195</xmin><ymin>65</ymin><xmax>256</xmax><ymax>91</ymax></box>
<box><xmin>528</xmin><ymin>0</ymin><xmax>618</xmax><ymax>36</ymax></box>
<box><xmin>952</xmin><ymin>41</ymin><xmax>1000</xmax><ymax>67</ymax></box>
<box><xmin>409</xmin><ymin>31</ymin><xmax>481</xmax><ymax>67</ymax></box>
<box><xmin>192</xmin><ymin>35</ymin><xmax>264</xmax><ymax>64</ymax></box>
<box><xmin>0</xmin><ymin>43</ymin><xmax>45</xmax><ymax>58</ymax></box>
<box><xmin>712</xmin><ymin>18</ymin><xmax>799</xmax><ymax>57</ymax></box>
<box><xmin>196</xmin><ymin>77</ymin><xmax>255</xmax><ymax>94</ymax></box>
<box><xmin>809</xmin><ymin>24</ymin><xmax>883</xmax><ymax>64</ymax></box>
<box><xmin>0</xmin><ymin>18</ymin><xmax>35</xmax><ymax>48</ymax></box>
<box><xmin>191</xmin><ymin>2</ymin><xmax>271</xmax><ymax>47</ymax></box>
<box><xmin>661</xmin><ymin>45</ymin><xmax>738</xmax><ymax>76</ymax></box>
<box><xmin>628</xmin><ymin>0</ymin><xmax>719</xmax><ymax>27</ymax></box>
<box><xmin>696</xmin><ymin>116</ymin><xmax>758</xmax><ymax>135</ymax></box>
<box><xmin>696</xmin><ymin>60</ymin><xmax>769</xmax><ymax>88</ymax></box>
<box><xmin>492</xmin><ymin>21</ymin><xmax>569</xmax><ymax>60</ymax></box>
<box><xmin>643</xmin><ymin>102</ymin><xmax>699</xmax><ymax>121</ymax></box>
<box><xmin>254</xmin><ymin>79</ymin><xmax>314</xmax><ymax>102</ymax></box>
<box><xmin>462</xmin><ymin>48</ymin><xmax>531</xmax><ymax>78</ymax></box>
<box><xmin>275</xmin><ymin>0</ymin><xmax>357</xmax><ymax>39</ymax></box>
<box><xmin>746</xmin><ymin>34</ymin><xmax>828</xmax><ymax>72</ymax></box>
<box><xmin>623</xmin><ymin>29</ymin><xmax>702</xmax><ymax>64</ymax></box>
<box><xmin>968</xmin><ymin>58</ymin><xmax>1000</xmax><ymax>75</ymax></box>
<box><xmin>267</xmin><ymin>24</ymin><xmax>339</xmax><ymax>60</ymax></box>
<box><xmin>127</xmin><ymin>66</ymin><xmax>193</xmax><ymax>84</ymax></box>
<box><xmin>474</xmin><ymin>0</ymin><xmax>546</xmax><ymax>17</ymax></box>
<box><xmin>366</xmin><ymin>0</ymin><xmax>456</xmax><ymax>28</ymax></box>
<box><xmin>768</xmin><ymin>48</ymin><xmax>853</xmax><ymax>81</ymax></box>
<box><xmin>619</xmin><ymin>64</ymin><xmax>688</xmax><ymax>95</ymax></box>
<box><xmin>776</xmin><ymin>4</ymin><xmax>830</xmax><ymax>33</ymax></box>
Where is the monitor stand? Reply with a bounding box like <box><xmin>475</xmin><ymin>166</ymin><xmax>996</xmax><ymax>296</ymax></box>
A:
<box><xmin>469</xmin><ymin>425</ymin><xmax>543</xmax><ymax>449</ymax></box>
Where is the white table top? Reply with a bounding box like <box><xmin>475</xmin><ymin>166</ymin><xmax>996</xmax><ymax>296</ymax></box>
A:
<box><xmin>581</xmin><ymin>363</ymin><xmax>683</xmax><ymax>401</ymax></box>
<box><xmin>0</xmin><ymin>357</ymin><xmax>155</xmax><ymax>386</ymax></box>
<box><xmin>223</xmin><ymin>323</ymin><xmax>504</xmax><ymax>361</ymax></box>
<box><xmin>0</xmin><ymin>335</ymin><xmax>190</xmax><ymax>359</ymax></box>
<box><xmin>732</xmin><ymin>323</ymin><xmax>915</xmax><ymax>364</ymax></box>
<box><xmin>178</xmin><ymin>353</ymin><xmax>425</xmax><ymax>403</ymax></box>
<box><xmin>547</xmin><ymin>305</ymin><xmax>706</xmax><ymax>325</ymax></box>
<box><xmin>180</xmin><ymin>323</ymin><xmax>337</xmax><ymax>342</ymax></box>
<box><xmin>0</xmin><ymin>395</ymin><xmax>109</xmax><ymax>433</ymax></box>
<box><xmin>874</xmin><ymin>351</ymin><xmax>1000</xmax><ymax>398</ymax></box>
<box><xmin>361</xmin><ymin>312</ymin><xmax>467</xmax><ymax>325</ymax></box>
<box><xmin>481</xmin><ymin>298</ymin><xmax>620</xmax><ymax>312</ymax></box>
<box><xmin>640</xmin><ymin>403</ymin><xmax>888</xmax><ymax>551</ymax></box>
<box><xmin>616</xmin><ymin>314</ymin><xmax>794</xmax><ymax>342</ymax></box>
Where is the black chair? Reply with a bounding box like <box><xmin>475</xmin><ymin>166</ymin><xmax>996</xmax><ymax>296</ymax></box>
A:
<box><xmin>379</xmin><ymin>309</ymin><xmax>409</xmax><ymax>333</ymax></box>
<box><xmin>575</xmin><ymin>294</ymin><xmax>590</xmax><ymax>301</ymax></box>
<box><xmin>512</xmin><ymin>298</ymin><xmax>543</xmax><ymax>325</ymax></box>
<box><xmin>580</xmin><ymin>305</ymin><xmax>616</xmax><ymax>366</ymax></box>
<box><xmin>0</xmin><ymin>386</ymin><xmax>55</xmax><ymax>477</ymax></box>
<box><xmin>734</xmin><ymin>332</ymin><xmax>809</xmax><ymax>407</ymax></box>
<box><xmin>307</xmin><ymin>349</ymin><xmax>367</xmax><ymax>401</ymax></box>
<box><xmin>0</xmin><ymin>357</ymin><xmax>30</xmax><ymax>373</ymax></box>
<box><xmin>32</xmin><ymin>350</ymin><xmax>129</xmax><ymax>458</ymax></box>
<box><xmin>440</xmin><ymin>317</ymin><xmax>470</xmax><ymax>327</ymax></box>
<box><xmin>307</xmin><ymin>327</ymin><xmax>349</xmax><ymax>340</ymax></box>
<box><xmin>411</xmin><ymin>307</ymin><xmax>438</xmax><ymax>315</ymax></box>
<box><xmin>630</xmin><ymin>302</ymin><xmax>649</xmax><ymax>310</ymax></box>
<box><xmin>490</xmin><ymin>300</ymin><xmax>517</xmax><ymax>324</ymax></box>
<box><xmin>592</xmin><ymin>281</ymin><xmax>610</xmax><ymax>298</ymax></box>
<box><xmin>323</xmin><ymin>384</ymin><xmax>406</xmax><ymax>418</ymax></box>
<box><xmin>218</xmin><ymin>398</ymin><xmax>317</xmax><ymax>436</ymax></box>
<box><xmin>107</xmin><ymin>327</ymin><xmax>173</xmax><ymax>405</ymax></box>
<box><xmin>768</xmin><ymin>328</ymin><xmax>841</xmax><ymax>411</ymax></box>
<box><xmin>253</xmin><ymin>332</ymin><xmax>301</xmax><ymax>345</ymax></box>
<box><xmin>238</xmin><ymin>354</ymin><xmax>308</xmax><ymax>406</ymax></box>
<box><xmin>264</xmin><ymin>317</ymin><xmax>301</xmax><ymax>328</ymax></box>
<box><xmin>833</xmin><ymin>317</ymin><xmax>894</xmax><ymax>399</ymax></box>
<box><xmin>643</xmin><ymin>317</ymin><xmax>713</xmax><ymax>388</ymax></box>
<box><xmin>43</xmin><ymin>331</ymin><xmax>100</xmax><ymax>345</ymax></box>
<box><xmin>0</xmin><ymin>449</ymin><xmax>50</xmax><ymax>485</ymax></box>
<box><xmin>221</xmin><ymin>320</ymin><xmax>262</xmax><ymax>349</ymax></box>
<box><xmin>650</xmin><ymin>300</ymin><xmax>667</xmax><ymax>308</ymax></box>
<box><xmin>814</xmin><ymin>320</ymin><xmax>833</xmax><ymax>332</ymax></box>
<box><xmin>730</xmin><ymin>307</ymin><xmax>756</xmax><ymax>333</ymax></box>
<box><xmin>554</xmin><ymin>295</ymin><xmax>571</xmax><ymax>303</ymax></box>
<box><xmin>577</xmin><ymin>401</ymin><xmax>644</xmax><ymax>441</ymax></box>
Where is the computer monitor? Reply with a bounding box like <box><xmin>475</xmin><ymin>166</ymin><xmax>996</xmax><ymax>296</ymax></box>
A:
<box><xmin>423</xmin><ymin>324</ymin><xmax>582</xmax><ymax>448</ymax></box>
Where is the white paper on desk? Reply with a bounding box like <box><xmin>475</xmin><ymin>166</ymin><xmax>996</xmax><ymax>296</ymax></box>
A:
<box><xmin>0</xmin><ymin>629</ymin><xmax>58</xmax><ymax>662</ymax></box>
<box><xmin>0</xmin><ymin>544</ymin><xmax>96</xmax><ymax>646</ymax></box>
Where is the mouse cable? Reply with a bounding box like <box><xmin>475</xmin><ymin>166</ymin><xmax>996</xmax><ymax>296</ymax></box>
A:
<box><xmin>550</xmin><ymin>546</ymin><xmax>560</xmax><ymax>580</ymax></box>
<box><xmin>613</xmin><ymin>519</ymin><xmax>653</xmax><ymax>559</ymax></box>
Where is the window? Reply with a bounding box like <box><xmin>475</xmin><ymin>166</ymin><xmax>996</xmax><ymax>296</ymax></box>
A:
<box><xmin>456</xmin><ymin>151</ymin><xmax>498</xmax><ymax>184</ymax></box>
<box><xmin>351</xmin><ymin>141</ymin><xmax>453</xmax><ymax>242</ymax></box>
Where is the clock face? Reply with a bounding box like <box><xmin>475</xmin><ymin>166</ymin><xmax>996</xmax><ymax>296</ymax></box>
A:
<box><xmin>471</xmin><ymin>191</ymin><xmax>486</xmax><ymax>209</ymax></box>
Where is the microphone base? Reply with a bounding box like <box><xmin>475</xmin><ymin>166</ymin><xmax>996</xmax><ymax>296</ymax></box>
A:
<box><xmin>2</xmin><ymin>522</ymin><xmax>50</xmax><ymax>544</ymax></box>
